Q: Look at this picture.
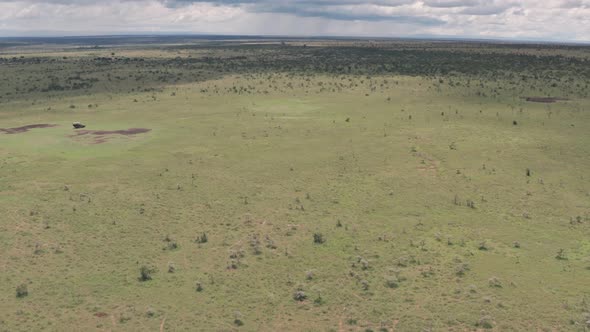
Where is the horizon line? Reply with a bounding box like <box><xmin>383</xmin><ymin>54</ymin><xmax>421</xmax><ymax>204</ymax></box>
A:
<box><xmin>1</xmin><ymin>33</ymin><xmax>589</xmax><ymax>46</ymax></box>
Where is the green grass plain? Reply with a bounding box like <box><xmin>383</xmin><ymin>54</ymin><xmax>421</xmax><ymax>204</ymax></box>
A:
<box><xmin>1</xmin><ymin>40</ymin><xmax>590</xmax><ymax>331</ymax></box>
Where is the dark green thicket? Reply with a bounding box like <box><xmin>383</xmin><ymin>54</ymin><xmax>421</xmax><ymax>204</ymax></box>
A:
<box><xmin>2</xmin><ymin>41</ymin><xmax>588</xmax><ymax>103</ymax></box>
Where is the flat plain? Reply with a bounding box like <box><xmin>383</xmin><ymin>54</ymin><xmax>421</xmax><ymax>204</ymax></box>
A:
<box><xmin>1</xmin><ymin>37</ymin><xmax>589</xmax><ymax>331</ymax></box>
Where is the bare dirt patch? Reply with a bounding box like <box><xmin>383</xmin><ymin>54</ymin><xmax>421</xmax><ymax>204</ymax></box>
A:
<box><xmin>0</xmin><ymin>124</ymin><xmax>57</xmax><ymax>134</ymax></box>
<box><xmin>524</xmin><ymin>97</ymin><xmax>568</xmax><ymax>103</ymax></box>
<box><xmin>70</xmin><ymin>128</ymin><xmax>151</xmax><ymax>144</ymax></box>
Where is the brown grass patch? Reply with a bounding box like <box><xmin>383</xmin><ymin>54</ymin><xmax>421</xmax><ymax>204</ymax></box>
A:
<box><xmin>524</xmin><ymin>97</ymin><xmax>568</xmax><ymax>103</ymax></box>
<box><xmin>0</xmin><ymin>124</ymin><xmax>57</xmax><ymax>134</ymax></box>
<box><xmin>70</xmin><ymin>128</ymin><xmax>151</xmax><ymax>144</ymax></box>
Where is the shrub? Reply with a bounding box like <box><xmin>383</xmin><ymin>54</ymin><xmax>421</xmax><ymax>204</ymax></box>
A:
<box><xmin>16</xmin><ymin>283</ymin><xmax>28</xmax><ymax>298</ymax></box>
<box><xmin>165</xmin><ymin>241</ymin><xmax>178</xmax><ymax>250</ymax></box>
<box><xmin>139</xmin><ymin>265</ymin><xmax>154</xmax><ymax>281</ymax></box>
<box><xmin>146</xmin><ymin>308</ymin><xmax>156</xmax><ymax>318</ymax></box>
<box><xmin>478</xmin><ymin>241</ymin><xmax>489</xmax><ymax>251</ymax></box>
<box><xmin>455</xmin><ymin>263</ymin><xmax>470</xmax><ymax>277</ymax></box>
<box><xmin>421</xmin><ymin>267</ymin><xmax>435</xmax><ymax>277</ymax></box>
<box><xmin>196</xmin><ymin>282</ymin><xmax>203</xmax><ymax>292</ymax></box>
<box><xmin>265</xmin><ymin>235</ymin><xmax>276</xmax><ymax>249</ymax></box>
<box><xmin>313</xmin><ymin>233</ymin><xmax>325</xmax><ymax>244</ymax></box>
<box><xmin>361</xmin><ymin>279</ymin><xmax>369</xmax><ymax>290</ymax></box>
<box><xmin>347</xmin><ymin>318</ymin><xmax>357</xmax><ymax>325</ymax></box>
<box><xmin>249</xmin><ymin>234</ymin><xmax>262</xmax><ymax>254</ymax></box>
<box><xmin>385</xmin><ymin>276</ymin><xmax>399</xmax><ymax>289</ymax></box>
<box><xmin>196</xmin><ymin>233</ymin><xmax>208</xmax><ymax>244</ymax></box>
<box><xmin>233</xmin><ymin>311</ymin><xmax>244</xmax><ymax>326</ymax></box>
<box><xmin>293</xmin><ymin>291</ymin><xmax>307</xmax><ymax>301</ymax></box>
<box><xmin>34</xmin><ymin>243</ymin><xmax>44</xmax><ymax>255</ymax></box>
<box><xmin>228</xmin><ymin>260</ymin><xmax>239</xmax><ymax>270</ymax></box>
<box><xmin>314</xmin><ymin>293</ymin><xmax>325</xmax><ymax>305</ymax></box>
<box><xmin>360</xmin><ymin>259</ymin><xmax>369</xmax><ymax>270</ymax></box>
<box><xmin>488</xmin><ymin>276</ymin><xmax>502</xmax><ymax>288</ymax></box>
<box><xmin>477</xmin><ymin>315</ymin><xmax>494</xmax><ymax>329</ymax></box>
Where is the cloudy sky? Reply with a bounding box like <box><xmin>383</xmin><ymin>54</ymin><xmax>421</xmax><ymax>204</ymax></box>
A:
<box><xmin>0</xmin><ymin>0</ymin><xmax>589</xmax><ymax>42</ymax></box>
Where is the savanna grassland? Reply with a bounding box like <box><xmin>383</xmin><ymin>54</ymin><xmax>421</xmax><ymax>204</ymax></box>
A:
<box><xmin>1</xmin><ymin>37</ymin><xmax>590</xmax><ymax>331</ymax></box>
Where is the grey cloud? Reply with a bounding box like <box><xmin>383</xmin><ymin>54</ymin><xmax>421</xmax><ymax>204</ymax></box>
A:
<box><xmin>159</xmin><ymin>0</ymin><xmax>418</xmax><ymax>11</ymax></box>
<box><xmin>163</xmin><ymin>0</ymin><xmax>414</xmax><ymax>5</ymax></box>
<box><xmin>422</xmin><ymin>0</ymin><xmax>478</xmax><ymax>8</ymax></box>
<box><xmin>423</xmin><ymin>0</ymin><xmax>519</xmax><ymax>15</ymax></box>
<box><xmin>559</xmin><ymin>0</ymin><xmax>590</xmax><ymax>8</ymax></box>
<box><xmin>459</xmin><ymin>1</ymin><xmax>518</xmax><ymax>15</ymax></box>
<box><xmin>159</xmin><ymin>0</ymin><xmax>445</xmax><ymax>25</ymax></box>
<box><xmin>254</xmin><ymin>4</ymin><xmax>444</xmax><ymax>24</ymax></box>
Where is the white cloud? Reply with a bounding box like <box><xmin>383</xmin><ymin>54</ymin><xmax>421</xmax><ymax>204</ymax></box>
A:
<box><xmin>0</xmin><ymin>0</ymin><xmax>588</xmax><ymax>41</ymax></box>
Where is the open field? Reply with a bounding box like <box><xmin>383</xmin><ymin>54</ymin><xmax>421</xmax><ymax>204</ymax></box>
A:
<box><xmin>1</xmin><ymin>37</ymin><xmax>590</xmax><ymax>331</ymax></box>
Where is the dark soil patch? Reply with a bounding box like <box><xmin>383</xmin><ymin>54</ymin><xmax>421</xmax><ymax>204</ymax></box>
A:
<box><xmin>524</xmin><ymin>97</ymin><xmax>568</xmax><ymax>103</ymax></box>
<box><xmin>70</xmin><ymin>128</ymin><xmax>151</xmax><ymax>144</ymax></box>
<box><xmin>0</xmin><ymin>124</ymin><xmax>57</xmax><ymax>134</ymax></box>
